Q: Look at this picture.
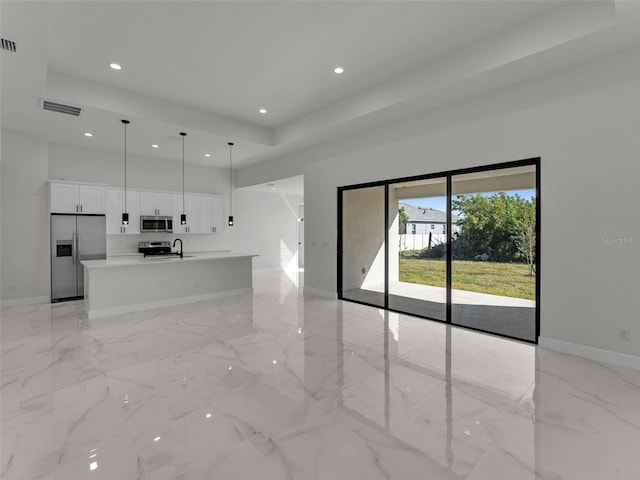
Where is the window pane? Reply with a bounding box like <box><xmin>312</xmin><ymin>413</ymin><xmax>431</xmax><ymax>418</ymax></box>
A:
<box><xmin>388</xmin><ymin>177</ymin><xmax>447</xmax><ymax>321</ymax></box>
<box><xmin>341</xmin><ymin>186</ymin><xmax>386</xmax><ymax>307</ymax></box>
<box><xmin>451</xmin><ymin>165</ymin><xmax>537</xmax><ymax>341</ymax></box>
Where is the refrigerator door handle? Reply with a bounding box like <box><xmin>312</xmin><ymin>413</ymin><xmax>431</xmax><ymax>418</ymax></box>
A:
<box><xmin>76</xmin><ymin>232</ymin><xmax>81</xmax><ymax>264</ymax></box>
<box><xmin>72</xmin><ymin>232</ymin><xmax>77</xmax><ymax>265</ymax></box>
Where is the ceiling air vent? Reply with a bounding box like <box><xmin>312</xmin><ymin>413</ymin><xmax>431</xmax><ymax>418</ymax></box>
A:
<box><xmin>41</xmin><ymin>100</ymin><xmax>83</xmax><ymax>117</ymax></box>
<box><xmin>1</xmin><ymin>38</ymin><xmax>16</xmax><ymax>52</ymax></box>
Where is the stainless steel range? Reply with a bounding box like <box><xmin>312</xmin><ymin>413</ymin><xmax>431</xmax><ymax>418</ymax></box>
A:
<box><xmin>138</xmin><ymin>241</ymin><xmax>178</xmax><ymax>257</ymax></box>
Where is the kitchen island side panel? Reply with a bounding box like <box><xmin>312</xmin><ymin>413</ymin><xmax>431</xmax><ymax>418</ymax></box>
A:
<box><xmin>84</xmin><ymin>255</ymin><xmax>254</xmax><ymax>318</ymax></box>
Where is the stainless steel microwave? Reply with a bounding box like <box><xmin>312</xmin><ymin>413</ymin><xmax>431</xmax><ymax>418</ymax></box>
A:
<box><xmin>140</xmin><ymin>216</ymin><xmax>173</xmax><ymax>233</ymax></box>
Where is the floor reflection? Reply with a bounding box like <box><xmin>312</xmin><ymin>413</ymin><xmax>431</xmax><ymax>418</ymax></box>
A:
<box><xmin>311</xmin><ymin>277</ymin><xmax>637</xmax><ymax>479</ymax></box>
<box><xmin>332</xmin><ymin>302</ymin><xmax>537</xmax><ymax>478</ymax></box>
<box><xmin>1</xmin><ymin>270</ymin><xmax>637</xmax><ymax>480</ymax></box>
<box><xmin>343</xmin><ymin>282</ymin><xmax>536</xmax><ymax>341</ymax></box>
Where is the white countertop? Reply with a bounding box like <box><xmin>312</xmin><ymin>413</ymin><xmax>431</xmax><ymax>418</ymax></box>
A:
<box><xmin>82</xmin><ymin>251</ymin><xmax>257</xmax><ymax>269</ymax></box>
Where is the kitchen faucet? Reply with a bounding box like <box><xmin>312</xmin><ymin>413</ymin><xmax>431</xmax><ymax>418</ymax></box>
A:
<box><xmin>173</xmin><ymin>238</ymin><xmax>183</xmax><ymax>258</ymax></box>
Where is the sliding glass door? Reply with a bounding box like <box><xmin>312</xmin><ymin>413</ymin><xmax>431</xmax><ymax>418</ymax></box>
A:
<box><xmin>338</xmin><ymin>159</ymin><xmax>539</xmax><ymax>343</ymax></box>
<box><xmin>451</xmin><ymin>165</ymin><xmax>537</xmax><ymax>341</ymax></box>
<box><xmin>340</xmin><ymin>185</ymin><xmax>386</xmax><ymax>308</ymax></box>
<box><xmin>388</xmin><ymin>177</ymin><xmax>448</xmax><ymax>321</ymax></box>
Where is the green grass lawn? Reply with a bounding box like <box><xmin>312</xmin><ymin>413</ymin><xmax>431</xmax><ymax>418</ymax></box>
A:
<box><xmin>399</xmin><ymin>258</ymin><xmax>535</xmax><ymax>300</ymax></box>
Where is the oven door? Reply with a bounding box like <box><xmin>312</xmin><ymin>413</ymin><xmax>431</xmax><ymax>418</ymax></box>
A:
<box><xmin>140</xmin><ymin>216</ymin><xmax>170</xmax><ymax>232</ymax></box>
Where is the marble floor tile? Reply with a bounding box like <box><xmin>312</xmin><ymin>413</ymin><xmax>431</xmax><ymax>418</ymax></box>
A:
<box><xmin>1</xmin><ymin>270</ymin><xmax>639</xmax><ymax>479</ymax></box>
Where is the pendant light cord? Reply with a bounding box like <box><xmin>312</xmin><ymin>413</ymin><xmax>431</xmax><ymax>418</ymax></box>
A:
<box><xmin>182</xmin><ymin>134</ymin><xmax>185</xmax><ymax>214</ymax></box>
<box><xmin>180</xmin><ymin>132</ymin><xmax>187</xmax><ymax>215</ymax></box>
<box><xmin>122</xmin><ymin>120</ymin><xmax>129</xmax><ymax>213</ymax></box>
<box><xmin>228</xmin><ymin>142</ymin><xmax>233</xmax><ymax>216</ymax></box>
<box><xmin>124</xmin><ymin>124</ymin><xmax>127</xmax><ymax>212</ymax></box>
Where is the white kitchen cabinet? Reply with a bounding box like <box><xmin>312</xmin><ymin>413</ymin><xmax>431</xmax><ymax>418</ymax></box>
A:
<box><xmin>172</xmin><ymin>193</ymin><xmax>199</xmax><ymax>233</ymax></box>
<box><xmin>50</xmin><ymin>182</ymin><xmax>78</xmax><ymax>212</ymax></box>
<box><xmin>198</xmin><ymin>196</ymin><xmax>212</xmax><ymax>233</ymax></box>
<box><xmin>79</xmin><ymin>185</ymin><xmax>106</xmax><ymax>213</ymax></box>
<box><xmin>212</xmin><ymin>196</ymin><xmax>225</xmax><ymax>233</ymax></box>
<box><xmin>139</xmin><ymin>191</ymin><xmax>173</xmax><ymax>216</ymax></box>
<box><xmin>198</xmin><ymin>195</ymin><xmax>226</xmax><ymax>233</ymax></box>
<box><xmin>106</xmin><ymin>188</ymin><xmax>140</xmax><ymax>234</ymax></box>
<box><xmin>50</xmin><ymin>181</ymin><xmax>106</xmax><ymax>214</ymax></box>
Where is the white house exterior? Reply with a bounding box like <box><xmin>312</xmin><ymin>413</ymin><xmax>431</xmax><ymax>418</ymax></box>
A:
<box><xmin>400</xmin><ymin>203</ymin><xmax>460</xmax><ymax>235</ymax></box>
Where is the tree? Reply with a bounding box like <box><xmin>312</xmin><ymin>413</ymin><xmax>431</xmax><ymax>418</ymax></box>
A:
<box><xmin>515</xmin><ymin>198</ymin><xmax>536</xmax><ymax>276</ymax></box>
<box><xmin>398</xmin><ymin>206</ymin><xmax>408</xmax><ymax>234</ymax></box>
<box><xmin>452</xmin><ymin>192</ymin><xmax>535</xmax><ymax>270</ymax></box>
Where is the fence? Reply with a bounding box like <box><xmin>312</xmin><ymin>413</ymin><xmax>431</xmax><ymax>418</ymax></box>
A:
<box><xmin>399</xmin><ymin>233</ymin><xmax>447</xmax><ymax>251</ymax></box>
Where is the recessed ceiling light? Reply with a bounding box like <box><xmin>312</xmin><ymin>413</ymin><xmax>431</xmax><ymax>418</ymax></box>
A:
<box><xmin>204</xmin><ymin>153</ymin><xmax>211</xmax><ymax>157</ymax></box>
<box><xmin>151</xmin><ymin>144</ymin><xmax>159</xmax><ymax>148</ymax></box>
<box><xmin>258</xmin><ymin>108</ymin><xmax>267</xmax><ymax>114</ymax></box>
<box><xmin>84</xmin><ymin>132</ymin><xmax>93</xmax><ymax>137</ymax></box>
<box><xmin>334</xmin><ymin>66</ymin><xmax>344</xmax><ymax>74</ymax></box>
<box><xmin>109</xmin><ymin>63</ymin><xmax>122</xmax><ymax>70</ymax></box>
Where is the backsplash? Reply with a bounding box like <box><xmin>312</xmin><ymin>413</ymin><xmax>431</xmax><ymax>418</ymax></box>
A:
<box><xmin>107</xmin><ymin>233</ymin><xmax>229</xmax><ymax>256</ymax></box>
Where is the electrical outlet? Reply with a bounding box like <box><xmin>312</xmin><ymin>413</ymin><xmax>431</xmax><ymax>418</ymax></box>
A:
<box><xmin>619</xmin><ymin>329</ymin><xmax>631</xmax><ymax>341</ymax></box>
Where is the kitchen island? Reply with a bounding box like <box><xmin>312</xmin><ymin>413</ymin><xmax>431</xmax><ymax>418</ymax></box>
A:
<box><xmin>81</xmin><ymin>252</ymin><xmax>257</xmax><ymax>319</ymax></box>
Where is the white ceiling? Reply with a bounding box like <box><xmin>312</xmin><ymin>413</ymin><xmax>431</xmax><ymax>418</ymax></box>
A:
<box><xmin>239</xmin><ymin>174</ymin><xmax>304</xmax><ymax>197</ymax></box>
<box><xmin>2</xmin><ymin>1</ymin><xmax>639</xmax><ymax>176</ymax></box>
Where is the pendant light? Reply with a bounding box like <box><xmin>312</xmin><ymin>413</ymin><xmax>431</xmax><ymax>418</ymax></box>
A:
<box><xmin>121</xmin><ymin>119</ymin><xmax>130</xmax><ymax>225</ymax></box>
<box><xmin>180</xmin><ymin>132</ymin><xmax>187</xmax><ymax>225</ymax></box>
<box><xmin>228</xmin><ymin>142</ymin><xmax>234</xmax><ymax>226</ymax></box>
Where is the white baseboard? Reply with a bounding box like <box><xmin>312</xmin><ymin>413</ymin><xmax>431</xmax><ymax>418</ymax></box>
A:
<box><xmin>1</xmin><ymin>296</ymin><xmax>50</xmax><ymax>308</ymax></box>
<box><xmin>539</xmin><ymin>336</ymin><xmax>640</xmax><ymax>370</ymax></box>
<box><xmin>303</xmin><ymin>286</ymin><xmax>337</xmax><ymax>300</ymax></box>
<box><xmin>87</xmin><ymin>288</ymin><xmax>253</xmax><ymax>319</ymax></box>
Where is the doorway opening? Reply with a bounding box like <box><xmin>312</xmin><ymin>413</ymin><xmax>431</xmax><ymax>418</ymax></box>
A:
<box><xmin>238</xmin><ymin>174</ymin><xmax>304</xmax><ymax>272</ymax></box>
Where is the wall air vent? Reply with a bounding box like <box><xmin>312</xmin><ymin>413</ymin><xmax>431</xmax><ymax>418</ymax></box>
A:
<box><xmin>1</xmin><ymin>38</ymin><xmax>16</xmax><ymax>52</ymax></box>
<box><xmin>41</xmin><ymin>100</ymin><xmax>83</xmax><ymax>117</ymax></box>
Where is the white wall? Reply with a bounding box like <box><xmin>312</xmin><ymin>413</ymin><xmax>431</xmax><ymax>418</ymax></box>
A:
<box><xmin>342</xmin><ymin>186</ymin><xmax>385</xmax><ymax>291</ymax></box>
<box><xmin>231</xmin><ymin>189</ymin><xmax>303</xmax><ymax>271</ymax></box>
<box><xmin>0</xmin><ymin>130</ymin><xmax>50</xmax><ymax>302</ymax></box>
<box><xmin>408</xmin><ymin>223</ymin><xmax>451</xmax><ymax>235</ymax></box>
<box><xmin>49</xmin><ymin>143</ymin><xmax>228</xmax><ymax>194</ymax></box>
<box><xmin>236</xmin><ymin>50</ymin><xmax>640</xmax><ymax>358</ymax></box>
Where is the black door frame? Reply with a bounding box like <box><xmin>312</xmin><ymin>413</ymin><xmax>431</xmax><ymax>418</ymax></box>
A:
<box><xmin>337</xmin><ymin>157</ymin><xmax>541</xmax><ymax>344</ymax></box>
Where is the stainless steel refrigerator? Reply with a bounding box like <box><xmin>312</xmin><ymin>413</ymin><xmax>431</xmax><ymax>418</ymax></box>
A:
<box><xmin>51</xmin><ymin>214</ymin><xmax>106</xmax><ymax>302</ymax></box>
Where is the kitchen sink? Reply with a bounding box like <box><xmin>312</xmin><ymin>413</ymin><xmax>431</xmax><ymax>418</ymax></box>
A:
<box><xmin>145</xmin><ymin>255</ymin><xmax>194</xmax><ymax>260</ymax></box>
